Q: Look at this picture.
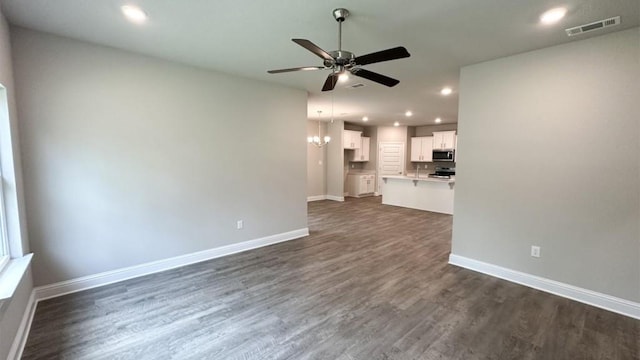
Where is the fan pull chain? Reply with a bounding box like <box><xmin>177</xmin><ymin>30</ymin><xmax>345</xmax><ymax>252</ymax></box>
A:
<box><xmin>331</xmin><ymin>92</ymin><xmax>335</xmax><ymax>123</ymax></box>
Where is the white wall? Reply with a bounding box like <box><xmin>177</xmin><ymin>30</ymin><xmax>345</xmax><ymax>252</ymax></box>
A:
<box><xmin>0</xmin><ymin>268</ymin><xmax>32</xmax><ymax>359</ymax></box>
<box><xmin>377</xmin><ymin>126</ymin><xmax>407</xmax><ymax>143</ymax></box>
<box><xmin>306</xmin><ymin>120</ymin><xmax>326</xmax><ymax>198</ymax></box>
<box><xmin>0</xmin><ymin>8</ymin><xmax>32</xmax><ymax>360</ymax></box>
<box><xmin>11</xmin><ymin>27</ymin><xmax>308</xmax><ymax>286</ymax></box>
<box><xmin>415</xmin><ymin>124</ymin><xmax>457</xmax><ymax>137</ymax></box>
<box><xmin>326</xmin><ymin>119</ymin><xmax>344</xmax><ymax>200</ymax></box>
<box><xmin>453</xmin><ymin>28</ymin><xmax>640</xmax><ymax>302</ymax></box>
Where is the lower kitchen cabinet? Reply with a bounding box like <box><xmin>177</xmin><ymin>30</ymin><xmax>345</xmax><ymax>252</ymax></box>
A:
<box><xmin>347</xmin><ymin>174</ymin><xmax>376</xmax><ymax>197</ymax></box>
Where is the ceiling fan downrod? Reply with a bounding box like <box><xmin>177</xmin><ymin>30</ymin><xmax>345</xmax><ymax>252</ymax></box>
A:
<box><xmin>333</xmin><ymin>8</ymin><xmax>350</xmax><ymax>52</ymax></box>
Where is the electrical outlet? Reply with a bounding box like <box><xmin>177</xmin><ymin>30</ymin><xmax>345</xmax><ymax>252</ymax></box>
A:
<box><xmin>236</xmin><ymin>220</ymin><xmax>243</xmax><ymax>230</ymax></box>
<box><xmin>531</xmin><ymin>245</ymin><xmax>541</xmax><ymax>258</ymax></box>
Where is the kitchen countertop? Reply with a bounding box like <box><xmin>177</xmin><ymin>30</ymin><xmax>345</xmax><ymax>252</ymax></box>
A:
<box><xmin>381</xmin><ymin>175</ymin><xmax>455</xmax><ymax>214</ymax></box>
<box><xmin>347</xmin><ymin>170</ymin><xmax>376</xmax><ymax>175</ymax></box>
<box><xmin>382</xmin><ymin>175</ymin><xmax>455</xmax><ymax>184</ymax></box>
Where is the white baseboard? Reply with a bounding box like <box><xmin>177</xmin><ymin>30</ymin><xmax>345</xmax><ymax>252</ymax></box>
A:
<box><xmin>325</xmin><ymin>195</ymin><xmax>344</xmax><ymax>202</ymax></box>
<box><xmin>34</xmin><ymin>228</ymin><xmax>309</xmax><ymax>301</ymax></box>
<box><xmin>10</xmin><ymin>228</ymin><xmax>308</xmax><ymax>359</ymax></box>
<box><xmin>449</xmin><ymin>254</ymin><xmax>640</xmax><ymax>320</ymax></box>
<box><xmin>307</xmin><ymin>195</ymin><xmax>326</xmax><ymax>202</ymax></box>
<box><xmin>7</xmin><ymin>289</ymin><xmax>36</xmax><ymax>360</ymax></box>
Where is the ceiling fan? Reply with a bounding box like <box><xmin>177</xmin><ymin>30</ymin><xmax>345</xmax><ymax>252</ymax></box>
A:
<box><xmin>267</xmin><ymin>8</ymin><xmax>411</xmax><ymax>91</ymax></box>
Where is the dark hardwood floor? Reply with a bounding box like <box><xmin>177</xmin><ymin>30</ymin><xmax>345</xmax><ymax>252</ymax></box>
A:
<box><xmin>23</xmin><ymin>197</ymin><xmax>639</xmax><ymax>359</ymax></box>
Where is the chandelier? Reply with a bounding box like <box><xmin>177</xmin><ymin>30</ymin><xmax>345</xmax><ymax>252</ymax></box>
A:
<box><xmin>308</xmin><ymin>110</ymin><xmax>331</xmax><ymax>147</ymax></box>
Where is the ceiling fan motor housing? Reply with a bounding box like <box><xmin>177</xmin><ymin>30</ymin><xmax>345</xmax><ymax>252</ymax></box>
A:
<box><xmin>325</xmin><ymin>50</ymin><xmax>356</xmax><ymax>68</ymax></box>
<box><xmin>333</xmin><ymin>8</ymin><xmax>349</xmax><ymax>22</ymax></box>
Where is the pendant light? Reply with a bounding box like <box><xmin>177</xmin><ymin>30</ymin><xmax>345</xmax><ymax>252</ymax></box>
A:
<box><xmin>308</xmin><ymin>110</ymin><xmax>331</xmax><ymax>147</ymax></box>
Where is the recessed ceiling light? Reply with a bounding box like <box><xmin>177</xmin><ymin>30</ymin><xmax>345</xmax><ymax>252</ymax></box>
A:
<box><xmin>393</xmin><ymin>121</ymin><xmax>400</xmax><ymax>127</ymax></box>
<box><xmin>121</xmin><ymin>5</ymin><xmax>148</xmax><ymax>24</ymax></box>
<box><xmin>435</xmin><ymin>117</ymin><xmax>442</xmax><ymax>123</ymax></box>
<box><xmin>338</xmin><ymin>73</ymin><xmax>349</xmax><ymax>82</ymax></box>
<box><xmin>362</xmin><ymin>116</ymin><xmax>368</xmax><ymax>122</ymax></box>
<box><xmin>540</xmin><ymin>7</ymin><xmax>567</xmax><ymax>25</ymax></box>
<box><xmin>405</xmin><ymin>111</ymin><xmax>412</xmax><ymax>117</ymax></box>
<box><xmin>440</xmin><ymin>87</ymin><xmax>452</xmax><ymax>96</ymax></box>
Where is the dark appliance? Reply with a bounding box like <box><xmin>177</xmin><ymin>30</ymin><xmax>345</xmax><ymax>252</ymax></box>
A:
<box><xmin>429</xmin><ymin>167</ymin><xmax>455</xmax><ymax>179</ymax></box>
<box><xmin>432</xmin><ymin>149</ymin><xmax>455</xmax><ymax>162</ymax></box>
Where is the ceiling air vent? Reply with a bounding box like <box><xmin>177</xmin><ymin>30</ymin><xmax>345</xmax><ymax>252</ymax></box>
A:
<box><xmin>565</xmin><ymin>16</ymin><xmax>620</xmax><ymax>36</ymax></box>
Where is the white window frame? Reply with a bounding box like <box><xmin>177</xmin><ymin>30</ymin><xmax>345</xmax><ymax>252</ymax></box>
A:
<box><xmin>0</xmin><ymin>83</ymin><xmax>16</xmax><ymax>274</ymax></box>
<box><xmin>0</xmin><ymin>83</ymin><xmax>33</xmax><ymax>302</ymax></box>
<box><xmin>0</xmin><ymin>84</ymin><xmax>9</xmax><ymax>272</ymax></box>
<box><xmin>0</xmin><ymin>169</ymin><xmax>9</xmax><ymax>271</ymax></box>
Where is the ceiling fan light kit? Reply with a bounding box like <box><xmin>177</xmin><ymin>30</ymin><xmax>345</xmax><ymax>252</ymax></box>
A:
<box><xmin>268</xmin><ymin>8</ymin><xmax>411</xmax><ymax>91</ymax></box>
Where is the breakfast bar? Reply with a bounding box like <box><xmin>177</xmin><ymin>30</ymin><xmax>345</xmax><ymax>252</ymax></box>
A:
<box><xmin>381</xmin><ymin>175</ymin><xmax>455</xmax><ymax>215</ymax></box>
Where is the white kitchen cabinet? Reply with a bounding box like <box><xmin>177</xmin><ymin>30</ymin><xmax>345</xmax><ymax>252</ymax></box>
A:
<box><xmin>347</xmin><ymin>174</ymin><xmax>375</xmax><ymax>197</ymax></box>
<box><xmin>350</xmin><ymin>137</ymin><xmax>370</xmax><ymax>162</ymax></box>
<box><xmin>410</xmin><ymin>136</ymin><xmax>433</xmax><ymax>162</ymax></box>
<box><xmin>343</xmin><ymin>130</ymin><xmax>362</xmax><ymax>149</ymax></box>
<box><xmin>433</xmin><ymin>131</ymin><xmax>456</xmax><ymax>150</ymax></box>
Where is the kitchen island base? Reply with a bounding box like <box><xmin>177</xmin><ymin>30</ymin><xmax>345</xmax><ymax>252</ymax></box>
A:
<box><xmin>381</xmin><ymin>176</ymin><xmax>454</xmax><ymax>215</ymax></box>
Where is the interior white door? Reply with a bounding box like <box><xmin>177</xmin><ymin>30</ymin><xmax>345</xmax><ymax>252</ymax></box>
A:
<box><xmin>377</xmin><ymin>142</ymin><xmax>405</xmax><ymax>194</ymax></box>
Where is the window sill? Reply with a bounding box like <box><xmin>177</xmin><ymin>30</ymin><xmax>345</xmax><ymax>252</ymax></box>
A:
<box><xmin>0</xmin><ymin>253</ymin><xmax>33</xmax><ymax>302</ymax></box>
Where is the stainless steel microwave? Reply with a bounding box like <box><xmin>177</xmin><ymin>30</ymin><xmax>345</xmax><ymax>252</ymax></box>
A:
<box><xmin>432</xmin><ymin>150</ymin><xmax>455</xmax><ymax>162</ymax></box>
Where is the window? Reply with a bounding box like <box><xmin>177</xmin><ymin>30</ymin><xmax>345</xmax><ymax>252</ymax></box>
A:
<box><xmin>0</xmin><ymin>84</ymin><xmax>12</xmax><ymax>273</ymax></box>
<box><xmin>0</xmin><ymin>168</ymin><xmax>9</xmax><ymax>271</ymax></box>
<box><xmin>0</xmin><ymin>83</ymin><xmax>33</xmax><ymax>302</ymax></box>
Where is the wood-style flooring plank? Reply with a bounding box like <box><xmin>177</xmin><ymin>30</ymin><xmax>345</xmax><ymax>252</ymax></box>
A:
<box><xmin>22</xmin><ymin>197</ymin><xmax>640</xmax><ymax>359</ymax></box>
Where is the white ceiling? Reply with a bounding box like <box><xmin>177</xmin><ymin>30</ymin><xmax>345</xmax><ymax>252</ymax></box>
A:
<box><xmin>2</xmin><ymin>0</ymin><xmax>639</xmax><ymax>126</ymax></box>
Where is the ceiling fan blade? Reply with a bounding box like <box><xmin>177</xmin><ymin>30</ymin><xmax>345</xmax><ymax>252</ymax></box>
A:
<box><xmin>321</xmin><ymin>73</ymin><xmax>339</xmax><ymax>91</ymax></box>
<box><xmin>354</xmin><ymin>46</ymin><xmax>410</xmax><ymax>66</ymax></box>
<box><xmin>351</xmin><ymin>68</ymin><xmax>400</xmax><ymax>87</ymax></box>
<box><xmin>292</xmin><ymin>39</ymin><xmax>334</xmax><ymax>61</ymax></box>
<box><xmin>267</xmin><ymin>66</ymin><xmax>325</xmax><ymax>74</ymax></box>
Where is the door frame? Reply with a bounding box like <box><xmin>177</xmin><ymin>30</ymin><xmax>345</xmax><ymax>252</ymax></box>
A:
<box><xmin>376</xmin><ymin>141</ymin><xmax>405</xmax><ymax>195</ymax></box>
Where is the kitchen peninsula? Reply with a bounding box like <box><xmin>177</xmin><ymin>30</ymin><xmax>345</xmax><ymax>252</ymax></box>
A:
<box><xmin>381</xmin><ymin>175</ymin><xmax>455</xmax><ymax>215</ymax></box>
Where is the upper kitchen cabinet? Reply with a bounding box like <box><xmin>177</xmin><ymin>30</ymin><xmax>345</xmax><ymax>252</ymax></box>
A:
<box><xmin>343</xmin><ymin>130</ymin><xmax>362</xmax><ymax>149</ymax></box>
<box><xmin>433</xmin><ymin>131</ymin><xmax>456</xmax><ymax>150</ymax></box>
<box><xmin>350</xmin><ymin>137</ymin><xmax>370</xmax><ymax>162</ymax></box>
<box><xmin>410</xmin><ymin>136</ymin><xmax>433</xmax><ymax>162</ymax></box>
